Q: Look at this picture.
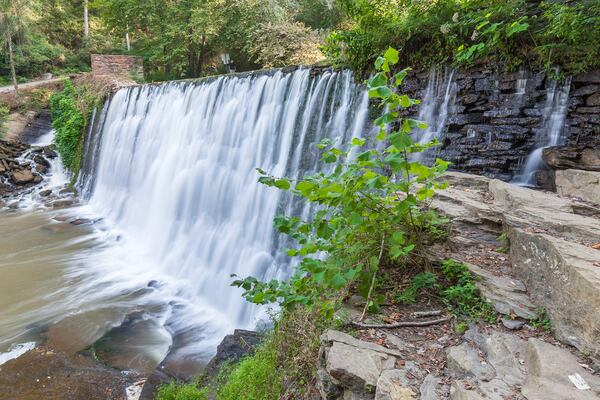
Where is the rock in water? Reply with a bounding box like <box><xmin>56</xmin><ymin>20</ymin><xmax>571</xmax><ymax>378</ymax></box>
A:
<box><xmin>10</xmin><ymin>169</ymin><xmax>34</xmax><ymax>184</ymax></box>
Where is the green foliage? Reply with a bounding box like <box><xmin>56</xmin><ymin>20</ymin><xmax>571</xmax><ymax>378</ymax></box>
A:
<box><xmin>396</xmin><ymin>272</ymin><xmax>438</xmax><ymax>304</ymax></box>
<box><xmin>247</xmin><ymin>20</ymin><xmax>324</xmax><ymax>68</ymax></box>
<box><xmin>496</xmin><ymin>231</ymin><xmax>509</xmax><ymax>253</ymax></box>
<box><xmin>157</xmin><ymin>308</ymin><xmax>326</xmax><ymax>400</ymax></box>
<box><xmin>0</xmin><ymin>102</ymin><xmax>8</xmax><ymax>138</ymax></box>
<box><xmin>50</xmin><ymin>81</ymin><xmax>84</xmax><ymax>171</ymax></box>
<box><xmin>455</xmin><ymin>321</ymin><xmax>469</xmax><ymax>334</ymax></box>
<box><xmin>536</xmin><ymin>0</ymin><xmax>600</xmax><ymax>75</ymax></box>
<box><xmin>325</xmin><ymin>0</ymin><xmax>600</xmax><ymax>75</ymax></box>
<box><xmin>530</xmin><ymin>307</ymin><xmax>552</xmax><ymax>331</ymax></box>
<box><xmin>50</xmin><ymin>80</ymin><xmax>101</xmax><ymax>173</ymax></box>
<box><xmin>156</xmin><ymin>382</ymin><xmax>208</xmax><ymax>400</ymax></box>
<box><xmin>440</xmin><ymin>259</ymin><xmax>496</xmax><ymax>322</ymax></box>
<box><xmin>453</xmin><ymin>6</ymin><xmax>530</xmax><ymax>69</ymax></box>
<box><xmin>216</xmin><ymin>345</ymin><xmax>281</xmax><ymax>400</ymax></box>
<box><xmin>93</xmin><ymin>0</ymin><xmax>336</xmax><ymax>80</ymax></box>
<box><xmin>233</xmin><ymin>47</ymin><xmax>449</xmax><ymax>318</ymax></box>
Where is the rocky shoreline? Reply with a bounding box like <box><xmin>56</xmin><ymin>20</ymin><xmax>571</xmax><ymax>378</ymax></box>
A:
<box><xmin>0</xmin><ymin>140</ymin><xmax>57</xmax><ymax>199</ymax></box>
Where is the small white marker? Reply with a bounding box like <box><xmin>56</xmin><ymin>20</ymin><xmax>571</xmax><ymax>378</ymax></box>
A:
<box><xmin>568</xmin><ymin>373</ymin><xmax>591</xmax><ymax>390</ymax></box>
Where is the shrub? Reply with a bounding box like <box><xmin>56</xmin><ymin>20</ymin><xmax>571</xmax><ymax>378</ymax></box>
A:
<box><xmin>325</xmin><ymin>0</ymin><xmax>600</xmax><ymax>76</ymax></box>
<box><xmin>216</xmin><ymin>343</ymin><xmax>281</xmax><ymax>400</ymax></box>
<box><xmin>440</xmin><ymin>259</ymin><xmax>496</xmax><ymax>322</ymax></box>
<box><xmin>155</xmin><ymin>382</ymin><xmax>208</xmax><ymax>400</ymax></box>
<box><xmin>50</xmin><ymin>80</ymin><xmax>85</xmax><ymax>172</ymax></box>
<box><xmin>156</xmin><ymin>308</ymin><xmax>326</xmax><ymax>400</ymax></box>
<box><xmin>396</xmin><ymin>272</ymin><xmax>438</xmax><ymax>304</ymax></box>
<box><xmin>49</xmin><ymin>80</ymin><xmax>103</xmax><ymax>174</ymax></box>
<box><xmin>536</xmin><ymin>0</ymin><xmax>600</xmax><ymax>74</ymax></box>
<box><xmin>247</xmin><ymin>20</ymin><xmax>325</xmax><ymax>68</ymax></box>
<box><xmin>233</xmin><ymin>47</ymin><xmax>449</xmax><ymax>319</ymax></box>
<box><xmin>0</xmin><ymin>102</ymin><xmax>9</xmax><ymax>139</ymax></box>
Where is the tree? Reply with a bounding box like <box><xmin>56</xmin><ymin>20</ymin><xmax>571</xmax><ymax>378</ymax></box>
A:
<box><xmin>84</xmin><ymin>0</ymin><xmax>89</xmax><ymax>37</ymax></box>
<box><xmin>248</xmin><ymin>20</ymin><xmax>324</xmax><ymax>68</ymax></box>
<box><xmin>0</xmin><ymin>0</ymin><xmax>27</xmax><ymax>94</ymax></box>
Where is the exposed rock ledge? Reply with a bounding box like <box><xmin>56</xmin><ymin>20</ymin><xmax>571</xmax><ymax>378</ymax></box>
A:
<box><xmin>318</xmin><ymin>172</ymin><xmax>600</xmax><ymax>398</ymax></box>
<box><xmin>318</xmin><ymin>327</ymin><xmax>600</xmax><ymax>399</ymax></box>
<box><xmin>432</xmin><ymin>172</ymin><xmax>600</xmax><ymax>359</ymax></box>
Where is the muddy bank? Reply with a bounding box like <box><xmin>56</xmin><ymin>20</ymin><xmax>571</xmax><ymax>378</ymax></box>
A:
<box><xmin>0</xmin><ymin>344</ymin><xmax>138</xmax><ymax>400</ymax></box>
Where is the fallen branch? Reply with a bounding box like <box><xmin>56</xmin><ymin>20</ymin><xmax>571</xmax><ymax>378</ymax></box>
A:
<box><xmin>411</xmin><ymin>310</ymin><xmax>442</xmax><ymax>318</ymax></box>
<box><xmin>350</xmin><ymin>316</ymin><xmax>451</xmax><ymax>329</ymax></box>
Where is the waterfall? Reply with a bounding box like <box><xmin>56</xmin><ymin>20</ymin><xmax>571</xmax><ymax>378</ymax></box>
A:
<box><xmin>77</xmin><ymin>68</ymin><xmax>369</xmax><ymax>355</ymax></box>
<box><xmin>414</xmin><ymin>67</ymin><xmax>457</xmax><ymax>161</ymax></box>
<box><xmin>514</xmin><ymin>78</ymin><xmax>571</xmax><ymax>186</ymax></box>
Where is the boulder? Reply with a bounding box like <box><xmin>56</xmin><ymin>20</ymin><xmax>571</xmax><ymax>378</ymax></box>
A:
<box><xmin>52</xmin><ymin>199</ymin><xmax>75</xmax><ymax>209</ymax></box>
<box><xmin>434</xmin><ymin>172</ymin><xmax>600</xmax><ymax>361</ymax></box>
<box><xmin>555</xmin><ymin>169</ymin><xmax>600</xmax><ymax>205</ymax></box>
<box><xmin>466</xmin><ymin>262</ymin><xmax>536</xmax><ymax>319</ymax></box>
<box><xmin>0</xmin><ymin>345</ymin><xmax>132</xmax><ymax>400</ymax></box>
<box><xmin>523</xmin><ymin>338</ymin><xmax>600</xmax><ymax>399</ymax></box>
<box><xmin>10</xmin><ymin>168</ymin><xmax>34</xmax><ymax>184</ymax></box>
<box><xmin>510</xmin><ymin>229</ymin><xmax>600</xmax><ymax>359</ymax></box>
<box><xmin>543</xmin><ymin>146</ymin><xmax>600</xmax><ymax>172</ymax></box>
<box><xmin>446</xmin><ymin>343</ymin><xmax>495</xmax><ymax>381</ymax></box>
<box><xmin>375</xmin><ymin>369</ymin><xmax>417</xmax><ymax>400</ymax></box>
<box><xmin>449</xmin><ymin>379</ymin><xmax>514</xmax><ymax>400</ymax></box>
<box><xmin>500</xmin><ymin>318</ymin><xmax>524</xmax><ymax>330</ymax></box>
<box><xmin>419</xmin><ymin>374</ymin><xmax>444</xmax><ymax>400</ymax></box>
<box><xmin>318</xmin><ymin>330</ymin><xmax>411</xmax><ymax>400</ymax></box>
<box><xmin>478</xmin><ymin>332</ymin><xmax>525</xmax><ymax>386</ymax></box>
<box><xmin>203</xmin><ymin>329</ymin><xmax>263</xmax><ymax>378</ymax></box>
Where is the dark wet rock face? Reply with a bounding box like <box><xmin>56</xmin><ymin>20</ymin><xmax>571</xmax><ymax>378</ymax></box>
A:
<box><xmin>401</xmin><ymin>68</ymin><xmax>600</xmax><ymax>182</ymax></box>
<box><xmin>203</xmin><ymin>329</ymin><xmax>263</xmax><ymax>379</ymax></box>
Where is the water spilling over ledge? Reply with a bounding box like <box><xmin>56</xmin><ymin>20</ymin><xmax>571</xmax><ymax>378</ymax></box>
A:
<box><xmin>75</xmin><ymin>68</ymin><xmax>369</xmax><ymax>357</ymax></box>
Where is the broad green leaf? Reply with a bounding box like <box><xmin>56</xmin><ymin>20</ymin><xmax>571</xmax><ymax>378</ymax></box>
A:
<box><xmin>368</xmin><ymin>72</ymin><xmax>387</xmax><ymax>87</ymax></box>
<box><xmin>384</xmin><ymin>47</ymin><xmax>399</xmax><ymax>64</ymax></box>
<box><xmin>351</xmin><ymin>137</ymin><xmax>366</xmax><ymax>147</ymax></box>
<box><xmin>389</xmin><ymin>131</ymin><xmax>413</xmax><ymax>150</ymax></box>
<box><xmin>274</xmin><ymin>179</ymin><xmax>291</xmax><ymax>190</ymax></box>
<box><xmin>368</xmin><ymin>86</ymin><xmax>392</xmax><ymax>99</ymax></box>
<box><xmin>331</xmin><ymin>273</ymin><xmax>346</xmax><ymax>289</ymax></box>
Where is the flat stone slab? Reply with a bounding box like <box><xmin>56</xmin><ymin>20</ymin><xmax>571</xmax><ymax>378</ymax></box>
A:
<box><xmin>510</xmin><ymin>229</ymin><xmax>600</xmax><ymax>359</ymax></box>
<box><xmin>556</xmin><ymin>169</ymin><xmax>600</xmax><ymax>205</ymax></box>
<box><xmin>523</xmin><ymin>338</ymin><xmax>600</xmax><ymax>399</ymax></box>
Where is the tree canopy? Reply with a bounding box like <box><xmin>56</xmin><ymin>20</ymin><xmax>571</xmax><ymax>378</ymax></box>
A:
<box><xmin>1</xmin><ymin>0</ymin><xmax>598</xmax><ymax>83</ymax></box>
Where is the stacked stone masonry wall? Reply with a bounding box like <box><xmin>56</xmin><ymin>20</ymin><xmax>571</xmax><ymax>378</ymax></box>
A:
<box><xmin>91</xmin><ymin>55</ymin><xmax>144</xmax><ymax>79</ymax></box>
<box><xmin>402</xmin><ymin>68</ymin><xmax>600</xmax><ymax>181</ymax></box>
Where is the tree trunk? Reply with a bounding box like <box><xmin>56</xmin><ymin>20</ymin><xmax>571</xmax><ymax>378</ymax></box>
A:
<box><xmin>7</xmin><ymin>36</ymin><xmax>19</xmax><ymax>95</ymax></box>
<box><xmin>125</xmin><ymin>24</ymin><xmax>131</xmax><ymax>51</ymax></box>
<box><xmin>196</xmin><ymin>35</ymin><xmax>206</xmax><ymax>77</ymax></box>
<box><xmin>84</xmin><ymin>0</ymin><xmax>89</xmax><ymax>37</ymax></box>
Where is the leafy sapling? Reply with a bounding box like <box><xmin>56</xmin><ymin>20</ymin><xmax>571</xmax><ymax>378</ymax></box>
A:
<box><xmin>232</xmin><ymin>47</ymin><xmax>449</xmax><ymax>320</ymax></box>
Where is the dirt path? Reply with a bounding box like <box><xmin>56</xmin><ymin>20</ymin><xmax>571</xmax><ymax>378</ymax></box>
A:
<box><xmin>0</xmin><ymin>78</ymin><xmax>63</xmax><ymax>94</ymax></box>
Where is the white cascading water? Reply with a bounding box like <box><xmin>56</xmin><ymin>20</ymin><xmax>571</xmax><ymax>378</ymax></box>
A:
<box><xmin>414</xmin><ymin>67</ymin><xmax>457</xmax><ymax>161</ymax></box>
<box><xmin>514</xmin><ymin>78</ymin><xmax>571</xmax><ymax>186</ymax></box>
<box><xmin>76</xmin><ymin>68</ymin><xmax>369</xmax><ymax>356</ymax></box>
